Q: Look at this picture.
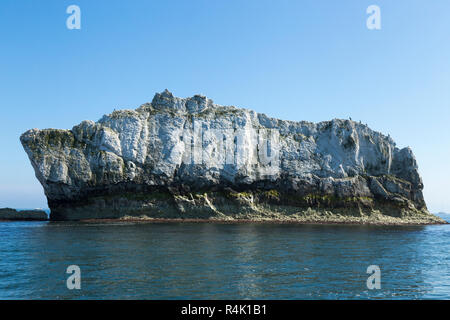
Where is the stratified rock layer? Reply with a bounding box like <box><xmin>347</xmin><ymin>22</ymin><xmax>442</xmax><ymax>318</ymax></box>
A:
<box><xmin>20</xmin><ymin>90</ymin><xmax>444</xmax><ymax>224</ymax></box>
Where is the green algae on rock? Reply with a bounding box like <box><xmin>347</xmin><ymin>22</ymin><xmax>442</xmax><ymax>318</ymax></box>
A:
<box><xmin>20</xmin><ymin>90</ymin><xmax>445</xmax><ymax>224</ymax></box>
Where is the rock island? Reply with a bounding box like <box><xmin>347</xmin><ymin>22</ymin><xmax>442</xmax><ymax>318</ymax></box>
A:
<box><xmin>20</xmin><ymin>90</ymin><xmax>445</xmax><ymax>224</ymax></box>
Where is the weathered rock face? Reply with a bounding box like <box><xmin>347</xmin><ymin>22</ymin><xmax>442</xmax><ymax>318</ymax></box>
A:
<box><xmin>20</xmin><ymin>90</ymin><xmax>444</xmax><ymax>224</ymax></box>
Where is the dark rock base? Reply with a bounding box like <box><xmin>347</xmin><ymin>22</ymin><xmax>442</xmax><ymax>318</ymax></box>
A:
<box><xmin>48</xmin><ymin>190</ymin><xmax>445</xmax><ymax>225</ymax></box>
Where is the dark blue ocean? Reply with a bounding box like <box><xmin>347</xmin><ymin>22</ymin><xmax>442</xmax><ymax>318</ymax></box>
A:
<box><xmin>1</xmin><ymin>214</ymin><xmax>449</xmax><ymax>299</ymax></box>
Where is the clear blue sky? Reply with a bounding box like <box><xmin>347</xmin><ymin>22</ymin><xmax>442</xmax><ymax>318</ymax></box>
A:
<box><xmin>1</xmin><ymin>0</ymin><xmax>449</xmax><ymax>212</ymax></box>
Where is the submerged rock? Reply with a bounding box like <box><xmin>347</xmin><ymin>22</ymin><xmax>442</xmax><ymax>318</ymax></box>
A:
<box><xmin>0</xmin><ymin>208</ymin><xmax>48</xmax><ymax>221</ymax></box>
<box><xmin>20</xmin><ymin>90</ymin><xmax>444</xmax><ymax>224</ymax></box>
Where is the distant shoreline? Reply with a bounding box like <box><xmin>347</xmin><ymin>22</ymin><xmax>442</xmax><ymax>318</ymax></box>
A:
<box><xmin>0</xmin><ymin>208</ymin><xmax>48</xmax><ymax>221</ymax></box>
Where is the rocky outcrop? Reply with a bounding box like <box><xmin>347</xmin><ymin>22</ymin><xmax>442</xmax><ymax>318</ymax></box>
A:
<box><xmin>0</xmin><ymin>208</ymin><xmax>48</xmax><ymax>221</ymax></box>
<box><xmin>20</xmin><ymin>90</ymin><xmax>444</xmax><ymax>224</ymax></box>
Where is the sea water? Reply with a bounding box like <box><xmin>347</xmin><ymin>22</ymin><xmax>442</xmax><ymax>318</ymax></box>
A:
<box><xmin>0</xmin><ymin>214</ymin><xmax>449</xmax><ymax>299</ymax></box>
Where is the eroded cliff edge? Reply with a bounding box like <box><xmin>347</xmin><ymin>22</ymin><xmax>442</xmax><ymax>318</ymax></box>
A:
<box><xmin>20</xmin><ymin>90</ymin><xmax>444</xmax><ymax>224</ymax></box>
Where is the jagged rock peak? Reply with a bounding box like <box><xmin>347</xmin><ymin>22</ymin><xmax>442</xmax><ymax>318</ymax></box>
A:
<box><xmin>150</xmin><ymin>89</ymin><xmax>214</xmax><ymax>114</ymax></box>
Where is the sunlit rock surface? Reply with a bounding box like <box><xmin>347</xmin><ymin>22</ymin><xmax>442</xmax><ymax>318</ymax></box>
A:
<box><xmin>20</xmin><ymin>90</ymin><xmax>444</xmax><ymax>224</ymax></box>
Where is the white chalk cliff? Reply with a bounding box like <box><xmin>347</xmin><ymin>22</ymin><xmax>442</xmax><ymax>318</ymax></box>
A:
<box><xmin>20</xmin><ymin>90</ymin><xmax>444</xmax><ymax>224</ymax></box>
